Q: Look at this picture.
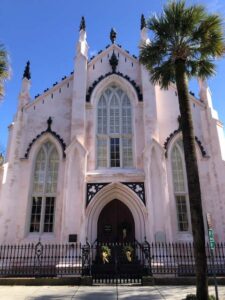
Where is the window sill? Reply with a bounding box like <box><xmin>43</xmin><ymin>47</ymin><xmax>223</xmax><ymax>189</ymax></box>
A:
<box><xmin>176</xmin><ymin>232</ymin><xmax>193</xmax><ymax>242</ymax></box>
<box><xmin>88</xmin><ymin>168</ymin><xmax>144</xmax><ymax>174</ymax></box>
<box><xmin>86</xmin><ymin>168</ymin><xmax>145</xmax><ymax>181</ymax></box>
<box><xmin>23</xmin><ymin>233</ymin><xmax>57</xmax><ymax>243</ymax></box>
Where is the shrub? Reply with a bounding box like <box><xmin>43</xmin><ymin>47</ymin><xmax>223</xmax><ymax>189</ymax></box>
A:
<box><xmin>184</xmin><ymin>295</ymin><xmax>196</xmax><ymax>300</ymax></box>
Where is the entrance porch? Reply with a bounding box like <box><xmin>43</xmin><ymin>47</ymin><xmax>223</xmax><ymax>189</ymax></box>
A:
<box><xmin>85</xmin><ymin>182</ymin><xmax>148</xmax><ymax>244</ymax></box>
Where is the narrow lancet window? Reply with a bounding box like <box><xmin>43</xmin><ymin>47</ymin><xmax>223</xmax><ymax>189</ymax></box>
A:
<box><xmin>30</xmin><ymin>142</ymin><xmax>59</xmax><ymax>233</ymax></box>
<box><xmin>171</xmin><ymin>140</ymin><xmax>189</xmax><ymax>232</ymax></box>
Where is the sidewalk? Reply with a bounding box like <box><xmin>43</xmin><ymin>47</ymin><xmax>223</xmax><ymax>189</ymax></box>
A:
<box><xmin>0</xmin><ymin>285</ymin><xmax>224</xmax><ymax>300</ymax></box>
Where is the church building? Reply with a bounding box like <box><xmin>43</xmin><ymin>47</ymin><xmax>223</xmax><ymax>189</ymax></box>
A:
<box><xmin>0</xmin><ymin>17</ymin><xmax>225</xmax><ymax>245</ymax></box>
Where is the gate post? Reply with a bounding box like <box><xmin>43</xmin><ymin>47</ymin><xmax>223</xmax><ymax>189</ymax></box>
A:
<box><xmin>142</xmin><ymin>239</ymin><xmax>152</xmax><ymax>276</ymax></box>
<box><xmin>82</xmin><ymin>241</ymin><xmax>91</xmax><ymax>276</ymax></box>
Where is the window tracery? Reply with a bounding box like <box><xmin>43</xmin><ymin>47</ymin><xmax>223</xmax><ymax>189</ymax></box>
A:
<box><xmin>171</xmin><ymin>139</ymin><xmax>190</xmax><ymax>232</ymax></box>
<box><xmin>97</xmin><ymin>86</ymin><xmax>133</xmax><ymax>168</ymax></box>
<box><xmin>29</xmin><ymin>142</ymin><xmax>59</xmax><ymax>233</ymax></box>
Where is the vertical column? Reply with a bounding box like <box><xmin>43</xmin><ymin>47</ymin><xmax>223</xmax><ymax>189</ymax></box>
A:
<box><xmin>0</xmin><ymin>62</ymin><xmax>31</xmax><ymax>243</ymax></box>
<box><xmin>71</xmin><ymin>17</ymin><xmax>89</xmax><ymax>145</ymax></box>
<box><xmin>61</xmin><ymin>18</ymin><xmax>88</xmax><ymax>243</ymax></box>
<box><xmin>139</xmin><ymin>15</ymin><xmax>158</xmax><ymax>144</ymax></box>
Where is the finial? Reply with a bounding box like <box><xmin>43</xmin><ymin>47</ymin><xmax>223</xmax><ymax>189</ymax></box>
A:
<box><xmin>79</xmin><ymin>16</ymin><xmax>86</xmax><ymax>31</ymax></box>
<box><xmin>109</xmin><ymin>51</ymin><xmax>118</xmax><ymax>73</ymax></box>
<box><xmin>47</xmin><ymin>117</ymin><xmax>52</xmax><ymax>131</ymax></box>
<box><xmin>110</xmin><ymin>28</ymin><xmax>117</xmax><ymax>44</ymax></box>
<box><xmin>141</xmin><ymin>14</ymin><xmax>146</xmax><ymax>30</ymax></box>
<box><xmin>23</xmin><ymin>61</ymin><xmax>31</xmax><ymax>80</ymax></box>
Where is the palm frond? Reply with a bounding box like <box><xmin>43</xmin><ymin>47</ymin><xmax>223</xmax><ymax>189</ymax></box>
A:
<box><xmin>150</xmin><ymin>59</ymin><xmax>175</xmax><ymax>89</ymax></box>
<box><xmin>197</xmin><ymin>15</ymin><xmax>225</xmax><ymax>57</ymax></box>
<box><xmin>139</xmin><ymin>0</ymin><xmax>225</xmax><ymax>89</ymax></box>
<box><xmin>197</xmin><ymin>59</ymin><xmax>216</xmax><ymax>78</ymax></box>
<box><xmin>0</xmin><ymin>44</ymin><xmax>10</xmax><ymax>99</ymax></box>
<box><xmin>139</xmin><ymin>40</ymin><xmax>169</xmax><ymax>68</ymax></box>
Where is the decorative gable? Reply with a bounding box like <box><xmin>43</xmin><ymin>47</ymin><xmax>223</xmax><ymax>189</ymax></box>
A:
<box><xmin>87</xmin><ymin>44</ymin><xmax>141</xmax><ymax>102</ymax></box>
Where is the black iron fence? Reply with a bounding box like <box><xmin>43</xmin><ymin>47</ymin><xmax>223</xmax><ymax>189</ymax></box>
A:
<box><xmin>0</xmin><ymin>242</ymin><xmax>83</xmax><ymax>277</ymax></box>
<box><xmin>149</xmin><ymin>242</ymin><xmax>225</xmax><ymax>276</ymax></box>
<box><xmin>0</xmin><ymin>241</ymin><xmax>225</xmax><ymax>278</ymax></box>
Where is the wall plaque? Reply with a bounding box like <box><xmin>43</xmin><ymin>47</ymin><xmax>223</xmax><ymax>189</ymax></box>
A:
<box><xmin>68</xmin><ymin>234</ymin><xmax>77</xmax><ymax>243</ymax></box>
<box><xmin>104</xmin><ymin>224</ymin><xmax>112</xmax><ymax>233</ymax></box>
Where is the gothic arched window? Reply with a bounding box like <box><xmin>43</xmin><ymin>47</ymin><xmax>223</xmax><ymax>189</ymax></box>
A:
<box><xmin>97</xmin><ymin>86</ymin><xmax>133</xmax><ymax>168</ymax></box>
<box><xmin>171</xmin><ymin>139</ymin><xmax>190</xmax><ymax>232</ymax></box>
<box><xmin>29</xmin><ymin>142</ymin><xmax>59</xmax><ymax>233</ymax></box>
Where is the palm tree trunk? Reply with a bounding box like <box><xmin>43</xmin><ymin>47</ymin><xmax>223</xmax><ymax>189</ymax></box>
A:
<box><xmin>175</xmin><ymin>59</ymin><xmax>208</xmax><ymax>300</ymax></box>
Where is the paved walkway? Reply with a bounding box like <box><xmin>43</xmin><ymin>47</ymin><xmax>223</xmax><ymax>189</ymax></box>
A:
<box><xmin>0</xmin><ymin>285</ymin><xmax>224</xmax><ymax>300</ymax></box>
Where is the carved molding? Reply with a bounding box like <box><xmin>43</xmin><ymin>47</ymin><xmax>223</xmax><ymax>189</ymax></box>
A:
<box><xmin>86</xmin><ymin>181</ymin><xmax>146</xmax><ymax>206</ymax></box>
<box><xmin>194</xmin><ymin>136</ymin><xmax>207</xmax><ymax>157</ymax></box>
<box><xmin>86</xmin><ymin>72</ymin><xmax>143</xmax><ymax>102</ymax></box>
<box><xmin>121</xmin><ymin>182</ymin><xmax>146</xmax><ymax>205</ymax></box>
<box><xmin>24</xmin><ymin>117</ymin><xmax>66</xmax><ymax>159</ymax></box>
<box><xmin>164</xmin><ymin>129</ymin><xmax>208</xmax><ymax>158</ymax></box>
<box><xmin>164</xmin><ymin>128</ymin><xmax>181</xmax><ymax>158</ymax></box>
<box><xmin>109</xmin><ymin>51</ymin><xmax>118</xmax><ymax>72</ymax></box>
<box><xmin>86</xmin><ymin>183</ymin><xmax>110</xmax><ymax>206</ymax></box>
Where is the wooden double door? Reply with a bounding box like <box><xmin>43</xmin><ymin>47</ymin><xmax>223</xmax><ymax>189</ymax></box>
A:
<box><xmin>97</xmin><ymin>199</ymin><xmax>135</xmax><ymax>242</ymax></box>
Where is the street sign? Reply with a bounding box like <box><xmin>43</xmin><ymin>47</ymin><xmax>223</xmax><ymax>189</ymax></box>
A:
<box><xmin>210</xmin><ymin>241</ymin><xmax>215</xmax><ymax>250</ymax></box>
<box><xmin>208</xmin><ymin>229</ymin><xmax>215</xmax><ymax>250</ymax></box>
<box><xmin>208</xmin><ymin>229</ymin><xmax>214</xmax><ymax>238</ymax></box>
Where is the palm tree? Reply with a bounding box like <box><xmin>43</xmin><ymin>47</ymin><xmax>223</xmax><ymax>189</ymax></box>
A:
<box><xmin>0</xmin><ymin>43</ymin><xmax>9</xmax><ymax>99</ymax></box>
<box><xmin>139</xmin><ymin>1</ymin><xmax>224</xmax><ymax>299</ymax></box>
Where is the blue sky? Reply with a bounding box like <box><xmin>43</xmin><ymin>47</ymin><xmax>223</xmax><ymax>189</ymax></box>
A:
<box><xmin>0</xmin><ymin>0</ymin><xmax>225</xmax><ymax>153</ymax></box>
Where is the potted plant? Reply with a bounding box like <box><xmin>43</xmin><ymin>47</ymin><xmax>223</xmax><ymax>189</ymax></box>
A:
<box><xmin>101</xmin><ymin>245</ymin><xmax>111</xmax><ymax>264</ymax></box>
<box><xmin>123</xmin><ymin>245</ymin><xmax>134</xmax><ymax>262</ymax></box>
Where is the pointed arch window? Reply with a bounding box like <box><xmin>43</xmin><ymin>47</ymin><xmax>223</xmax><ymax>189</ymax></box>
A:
<box><xmin>29</xmin><ymin>142</ymin><xmax>59</xmax><ymax>233</ymax></box>
<box><xmin>171</xmin><ymin>139</ymin><xmax>190</xmax><ymax>232</ymax></box>
<box><xmin>97</xmin><ymin>86</ymin><xmax>133</xmax><ymax>168</ymax></box>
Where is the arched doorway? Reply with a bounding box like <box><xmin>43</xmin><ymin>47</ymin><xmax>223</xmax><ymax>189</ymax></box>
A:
<box><xmin>97</xmin><ymin>199</ymin><xmax>135</xmax><ymax>242</ymax></box>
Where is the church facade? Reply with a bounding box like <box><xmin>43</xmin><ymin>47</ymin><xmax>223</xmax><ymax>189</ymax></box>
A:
<box><xmin>0</xmin><ymin>19</ymin><xmax>225</xmax><ymax>245</ymax></box>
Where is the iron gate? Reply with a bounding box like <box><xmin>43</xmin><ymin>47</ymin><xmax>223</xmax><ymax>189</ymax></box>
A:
<box><xmin>90</xmin><ymin>240</ymin><xmax>151</xmax><ymax>284</ymax></box>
